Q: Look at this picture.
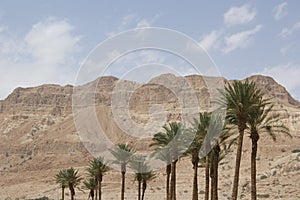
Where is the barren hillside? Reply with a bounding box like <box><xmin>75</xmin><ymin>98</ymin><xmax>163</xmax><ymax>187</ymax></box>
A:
<box><xmin>0</xmin><ymin>74</ymin><xmax>299</xmax><ymax>199</ymax></box>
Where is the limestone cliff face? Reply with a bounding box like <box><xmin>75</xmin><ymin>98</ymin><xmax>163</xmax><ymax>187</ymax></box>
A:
<box><xmin>0</xmin><ymin>84</ymin><xmax>73</xmax><ymax>116</ymax></box>
<box><xmin>246</xmin><ymin>75</ymin><xmax>300</xmax><ymax>107</ymax></box>
<box><xmin>1</xmin><ymin>74</ymin><xmax>299</xmax><ymax>117</ymax></box>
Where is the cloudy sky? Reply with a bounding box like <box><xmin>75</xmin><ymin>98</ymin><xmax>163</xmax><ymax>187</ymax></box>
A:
<box><xmin>0</xmin><ymin>1</ymin><xmax>300</xmax><ymax>100</ymax></box>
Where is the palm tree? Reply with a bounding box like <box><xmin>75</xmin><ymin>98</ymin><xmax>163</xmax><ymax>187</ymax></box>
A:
<box><xmin>150</xmin><ymin>122</ymin><xmax>185</xmax><ymax>200</ymax></box>
<box><xmin>129</xmin><ymin>155</ymin><xmax>156</xmax><ymax>200</ymax></box>
<box><xmin>150</xmin><ymin>149</ymin><xmax>172</xmax><ymax>200</ymax></box>
<box><xmin>129</xmin><ymin>155</ymin><xmax>145</xmax><ymax>200</ymax></box>
<box><xmin>83</xmin><ymin>178</ymin><xmax>97</xmax><ymax>200</ymax></box>
<box><xmin>55</xmin><ymin>169</ymin><xmax>68</xmax><ymax>200</ymax></box>
<box><xmin>110</xmin><ymin>144</ymin><xmax>135</xmax><ymax>200</ymax></box>
<box><xmin>210</xmin><ymin>127</ymin><xmax>235</xmax><ymax>200</ymax></box>
<box><xmin>87</xmin><ymin>157</ymin><xmax>110</xmax><ymax>200</ymax></box>
<box><xmin>247</xmin><ymin>102</ymin><xmax>291</xmax><ymax>200</ymax></box>
<box><xmin>141</xmin><ymin>170</ymin><xmax>156</xmax><ymax>200</ymax></box>
<box><xmin>56</xmin><ymin>167</ymin><xmax>82</xmax><ymax>200</ymax></box>
<box><xmin>219</xmin><ymin>80</ymin><xmax>264</xmax><ymax>200</ymax></box>
<box><xmin>187</xmin><ymin>112</ymin><xmax>211</xmax><ymax>200</ymax></box>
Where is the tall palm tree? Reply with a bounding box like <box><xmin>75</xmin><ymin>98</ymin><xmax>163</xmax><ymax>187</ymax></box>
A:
<box><xmin>150</xmin><ymin>149</ymin><xmax>172</xmax><ymax>200</ymax></box>
<box><xmin>83</xmin><ymin>178</ymin><xmax>97</xmax><ymax>200</ymax></box>
<box><xmin>110</xmin><ymin>144</ymin><xmax>135</xmax><ymax>200</ymax></box>
<box><xmin>55</xmin><ymin>169</ymin><xmax>68</xmax><ymax>200</ymax></box>
<box><xmin>187</xmin><ymin>112</ymin><xmax>211</xmax><ymax>200</ymax></box>
<box><xmin>150</xmin><ymin>122</ymin><xmax>185</xmax><ymax>200</ymax></box>
<box><xmin>247</xmin><ymin>102</ymin><xmax>291</xmax><ymax>200</ymax></box>
<box><xmin>219</xmin><ymin>80</ymin><xmax>264</xmax><ymax>200</ymax></box>
<box><xmin>57</xmin><ymin>167</ymin><xmax>82</xmax><ymax>200</ymax></box>
<box><xmin>87</xmin><ymin>157</ymin><xmax>110</xmax><ymax>200</ymax></box>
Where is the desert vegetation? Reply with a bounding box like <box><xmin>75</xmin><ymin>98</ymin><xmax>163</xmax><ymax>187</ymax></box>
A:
<box><xmin>53</xmin><ymin>80</ymin><xmax>291</xmax><ymax>200</ymax></box>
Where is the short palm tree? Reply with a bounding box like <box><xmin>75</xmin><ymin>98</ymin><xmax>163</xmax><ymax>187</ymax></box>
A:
<box><xmin>56</xmin><ymin>167</ymin><xmax>82</xmax><ymax>200</ymax></box>
<box><xmin>247</xmin><ymin>101</ymin><xmax>291</xmax><ymax>200</ymax></box>
<box><xmin>55</xmin><ymin>169</ymin><xmax>68</xmax><ymax>200</ymax></box>
<box><xmin>150</xmin><ymin>122</ymin><xmax>185</xmax><ymax>200</ymax></box>
<box><xmin>219</xmin><ymin>80</ymin><xmax>264</xmax><ymax>200</ymax></box>
<box><xmin>129</xmin><ymin>155</ymin><xmax>146</xmax><ymax>200</ymax></box>
<box><xmin>83</xmin><ymin>177</ymin><xmax>97</xmax><ymax>200</ymax></box>
<box><xmin>87</xmin><ymin>157</ymin><xmax>110</xmax><ymax>200</ymax></box>
<box><xmin>110</xmin><ymin>144</ymin><xmax>135</xmax><ymax>200</ymax></box>
<box><xmin>141</xmin><ymin>170</ymin><xmax>156</xmax><ymax>200</ymax></box>
<box><xmin>129</xmin><ymin>155</ymin><xmax>156</xmax><ymax>200</ymax></box>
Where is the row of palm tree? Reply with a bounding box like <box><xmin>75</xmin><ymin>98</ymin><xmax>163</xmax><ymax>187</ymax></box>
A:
<box><xmin>55</xmin><ymin>145</ymin><xmax>156</xmax><ymax>200</ymax></box>
<box><xmin>55</xmin><ymin>79</ymin><xmax>291</xmax><ymax>200</ymax></box>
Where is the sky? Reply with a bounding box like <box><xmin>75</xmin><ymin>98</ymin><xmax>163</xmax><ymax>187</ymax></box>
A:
<box><xmin>0</xmin><ymin>0</ymin><xmax>300</xmax><ymax>100</ymax></box>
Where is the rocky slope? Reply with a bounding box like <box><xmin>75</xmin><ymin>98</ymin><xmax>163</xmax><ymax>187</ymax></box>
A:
<box><xmin>0</xmin><ymin>74</ymin><xmax>299</xmax><ymax>199</ymax></box>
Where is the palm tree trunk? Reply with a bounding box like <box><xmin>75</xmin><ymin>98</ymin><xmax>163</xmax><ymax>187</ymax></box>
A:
<box><xmin>166</xmin><ymin>164</ymin><xmax>171</xmax><ymax>200</ymax></box>
<box><xmin>170</xmin><ymin>160</ymin><xmax>177</xmax><ymax>200</ymax></box>
<box><xmin>121</xmin><ymin>171</ymin><xmax>125</xmax><ymax>200</ymax></box>
<box><xmin>91</xmin><ymin>189</ymin><xmax>94</xmax><ymax>200</ymax></box>
<box><xmin>138</xmin><ymin>178</ymin><xmax>141</xmax><ymax>200</ymax></box>
<box><xmin>99</xmin><ymin>179</ymin><xmax>102</xmax><ymax>200</ymax></box>
<box><xmin>62</xmin><ymin>186</ymin><xmax>65</xmax><ymax>200</ymax></box>
<box><xmin>192</xmin><ymin>156</ymin><xmax>199</xmax><ymax>200</ymax></box>
<box><xmin>251</xmin><ymin>132</ymin><xmax>259</xmax><ymax>200</ymax></box>
<box><xmin>210</xmin><ymin>156</ymin><xmax>214</xmax><ymax>200</ymax></box>
<box><xmin>95</xmin><ymin>179</ymin><xmax>98</xmax><ymax>200</ymax></box>
<box><xmin>212</xmin><ymin>145</ymin><xmax>220</xmax><ymax>200</ymax></box>
<box><xmin>231</xmin><ymin>130</ymin><xmax>244</xmax><ymax>200</ymax></box>
<box><xmin>205</xmin><ymin>155</ymin><xmax>210</xmax><ymax>200</ymax></box>
<box><xmin>70</xmin><ymin>187</ymin><xmax>75</xmax><ymax>200</ymax></box>
<box><xmin>142</xmin><ymin>180</ymin><xmax>146</xmax><ymax>200</ymax></box>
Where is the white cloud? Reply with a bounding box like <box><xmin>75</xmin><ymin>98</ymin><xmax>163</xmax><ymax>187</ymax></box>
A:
<box><xmin>25</xmin><ymin>18</ymin><xmax>80</xmax><ymax>64</ymax></box>
<box><xmin>224</xmin><ymin>4</ymin><xmax>257</xmax><ymax>27</ymax></box>
<box><xmin>273</xmin><ymin>2</ymin><xmax>288</xmax><ymax>20</ymax></box>
<box><xmin>136</xmin><ymin>19</ymin><xmax>151</xmax><ymax>28</ymax></box>
<box><xmin>223</xmin><ymin>25</ymin><xmax>262</xmax><ymax>53</ymax></box>
<box><xmin>280</xmin><ymin>43</ymin><xmax>294</xmax><ymax>56</ymax></box>
<box><xmin>0</xmin><ymin>17</ymin><xmax>81</xmax><ymax>99</ymax></box>
<box><xmin>256</xmin><ymin>63</ymin><xmax>300</xmax><ymax>99</ymax></box>
<box><xmin>199</xmin><ymin>30</ymin><xmax>222</xmax><ymax>51</ymax></box>
<box><xmin>279</xmin><ymin>21</ymin><xmax>300</xmax><ymax>38</ymax></box>
<box><xmin>106</xmin><ymin>14</ymin><xmax>158</xmax><ymax>37</ymax></box>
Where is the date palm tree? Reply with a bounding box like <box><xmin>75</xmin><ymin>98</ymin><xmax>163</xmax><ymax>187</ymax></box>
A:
<box><xmin>219</xmin><ymin>80</ymin><xmax>264</xmax><ymax>200</ymax></box>
<box><xmin>129</xmin><ymin>155</ymin><xmax>156</xmax><ymax>200</ymax></box>
<box><xmin>129</xmin><ymin>155</ymin><xmax>145</xmax><ymax>200</ymax></box>
<box><xmin>55</xmin><ymin>169</ymin><xmax>68</xmax><ymax>200</ymax></box>
<box><xmin>87</xmin><ymin>157</ymin><xmax>110</xmax><ymax>200</ymax></box>
<box><xmin>187</xmin><ymin>112</ymin><xmax>211</xmax><ymax>200</ymax></box>
<box><xmin>110</xmin><ymin>144</ymin><xmax>135</xmax><ymax>200</ymax></box>
<box><xmin>247</xmin><ymin>102</ymin><xmax>291</xmax><ymax>200</ymax></box>
<box><xmin>150</xmin><ymin>122</ymin><xmax>185</xmax><ymax>200</ymax></box>
<box><xmin>83</xmin><ymin>177</ymin><xmax>97</xmax><ymax>200</ymax></box>
<box><xmin>141</xmin><ymin>170</ymin><xmax>156</xmax><ymax>200</ymax></box>
<box><xmin>56</xmin><ymin>167</ymin><xmax>82</xmax><ymax>200</ymax></box>
<box><xmin>150</xmin><ymin>149</ymin><xmax>171</xmax><ymax>200</ymax></box>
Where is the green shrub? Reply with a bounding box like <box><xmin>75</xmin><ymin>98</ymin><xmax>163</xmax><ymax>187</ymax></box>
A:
<box><xmin>260</xmin><ymin>175</ymin><xmax>268</xmax><ymax>179</ymax></box>
<box><xmin>291</xmin><ymin>149</ymin><xmax>300</xmax><ymax>153</ymax></box>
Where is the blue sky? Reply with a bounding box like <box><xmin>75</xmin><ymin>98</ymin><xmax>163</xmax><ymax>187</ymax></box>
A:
<box><xmin>0</xmin><ymin>1</ymin><xmax>300</xmax><ymax>100</ymax></box>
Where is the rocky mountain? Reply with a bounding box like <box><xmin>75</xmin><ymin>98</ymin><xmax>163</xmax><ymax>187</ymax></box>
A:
<box><xmin>0</xmin><ymin>74</ymin><xmax>299</xmax><ymax>199</ymax></box>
